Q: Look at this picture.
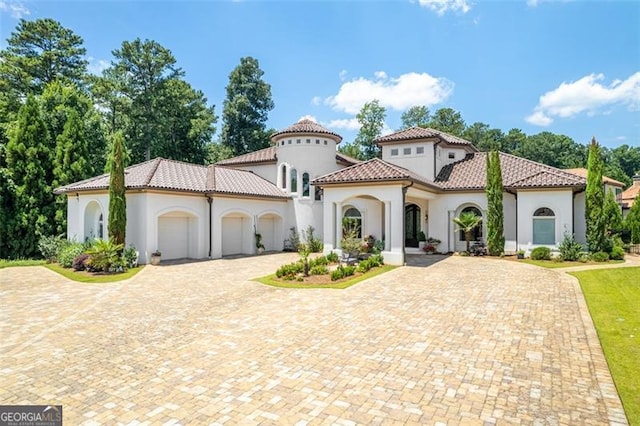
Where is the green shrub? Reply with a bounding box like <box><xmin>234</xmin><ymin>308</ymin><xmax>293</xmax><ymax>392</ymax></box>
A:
<box><xmin>85</xmin><ymin>239</ymin><xmax>124</xmax><ymax>272</ymax></box>
<box><xmin>276</xmin><ymin>262</ymin><xmax>304</xmax><ymax>279</ymax></box>
<box><xmin>38</xmin><ymin>235</ymin><xmax>65</xmax><ymax>262</ymax></box>
<box><xmin>330</xmin><ymin>265</ymin><xmax>356</xmax><ymax>281</ymax></box>
<box><xmin>530</xmin><ymin>246</ymin><xmax>551</xmax><ymax>260</ymax></box>
<box><xmin>591</xmin><ymin>251</ymin><xmax>610</xmax><ymax>262</ymax></box>
<box><xmin>310</xmin><ymin>265</ymin><xmax>329</xmax><ymax>275</ymax></box>
<box><xmin>370</xmin><ymin>254</ymin><xmax>384</xmax><ymax>266</ymax></box>
<box><xmin>123</xmin><ymin>245</ymin><xmax>139</xmax><ymax>268</ymax></box>
<box><xmin>558</xmin><ymin>233</ymin><xmax>583</xmax><ymax>261</ymax></box>
<box><xmin>356</xmin><ymin>259</ymin><xmax>372</xmax><ymax>273</ymax></box>
<box><xmin>579</xmin><ymin>253</ymin><xmax>590</xmax><ymax>263</ymax></box>
<box><xmin>326</xmin><ymin>251</ymin><xmax>339</xmax><ymax>263</ymax></box>
<box><xmin>304</xmin><ymin>226</ymin><xmax>324</xmax><ymax>253</ymax></box>
<box><xmin>58</xmin><ymin>242</ymin><xmax>85</xmax><ymax>268</ymax></box>
<box><xmin>309</xmin><ymin>256</ymin><xmax>329</xmax><ymax>268</ymax></box>
<box><xmin>372</xmin><ymin>239</ymin><xmax>384</xmax><ymax>254</ymax></box>
<box><xmin>610</xmin><ymin>245</ymin><xmax>625</xmax><ymax>261</ymax></box>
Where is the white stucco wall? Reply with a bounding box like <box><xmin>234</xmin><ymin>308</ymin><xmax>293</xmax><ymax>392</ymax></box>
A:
<box><xmin>517</xmin><ymin>189</ymin><xmax>574</xmax><ymax>250</ymax></box>
<box><xmin>434</xmin><ymin>145</ymin><xmax>471</xmax><ymax>178</ymax></box>
<box><xmin>233</xmin><ymin>163</ymin><xmax>277</xmax><ymax>184</ymax></box>
<box><xmin>573</xmin><ymin>191</ymin><xmax>586</xmax><ymax>244</ymax></box>
<box><xmin>382</xmin><ymin>141</ymin><xmax>435</xmax><ymax>179</ymax></box>
<box><xmin>428</xmin><ymin>192</ymin><xmax>488</xmax><ymax>253</ymax></box>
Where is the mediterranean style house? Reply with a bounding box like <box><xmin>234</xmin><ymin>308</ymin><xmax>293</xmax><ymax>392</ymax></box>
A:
<box><xmin>55</xmin><ymin>118</ymin><xmax>593</xmax><ymax>265</ymax></box>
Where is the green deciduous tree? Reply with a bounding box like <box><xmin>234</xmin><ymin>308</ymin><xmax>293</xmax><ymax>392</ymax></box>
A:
<box><xmin>585</xmin><ymin>137</ymin><xmax>606</xmax><ymax>252</ymax></box>
<box><xmin>485</xmin><ymin>151</ymin><xmax>505</xmax><ymax>255</ymax></box>
<box><xmin>602</xmin><ymin>188</ymin><xmax>623</xmax><ymax>235</ymax></box>
<box><xmin>515</xmin><ymin>132</ymin><xmax>586</xmax><ymax>169</ymax></box>
<box><xmin>453</xmin><ymin>211</ymin><xmax>482</xmax><ymax>253</ymax></box>
<box><xmin>625</xmin><ymin>195</ymin><xmax>640</xmax><ymax>244</ymax></box>
<box><xmin>108</xmin><ymin>131</ymin><xmax>127</xmax><ymax>247</ymax></box>
<box><xmin>400</xmin><ymin>105</ymin><xmax>430</xmax><ymax>129</ymax></box>
<box><xmin>354</xmin><ymin>99</ymin><xmax>386</xmax><ymax>160</ymax></box>
<box><xmin>4</xmin><ymin>95</ymin><xmax>53</xmax><ymax>258</ymax></box>
<box><xmin>428</xmin><ymin>107</ymin><xmax>466</xmax><ymax>137</ymax></box>
<box><xmin>221</xmin><ymin>56</ymin><xmax>274</xmax><ymax>156</ymax></box>
<box><xmin>0</xmin><ymin>168</ymin><xmax>16</xmax><ymax>258</ymax></box>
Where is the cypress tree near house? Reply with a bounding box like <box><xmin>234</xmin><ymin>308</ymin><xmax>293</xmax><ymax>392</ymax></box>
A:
<box><xmin>108</xmin><ymin>131</ymin><xmax>127</xmax><ymax>247</ymax></box>
<box><xmin>486</xmin><ymin>150</ymin><xmax>505</xmax><ymax>255</ymax></box>
<box><xmin>585</xmin><ymin>137</ymin><xmax>606</xmax><ymax>252</ymax></box>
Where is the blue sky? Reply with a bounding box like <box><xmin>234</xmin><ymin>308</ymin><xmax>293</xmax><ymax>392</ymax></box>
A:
<box><xmin>1</xmin><ymin>0</ymin><xmax>639</xmax><ymax>148</ymax></box>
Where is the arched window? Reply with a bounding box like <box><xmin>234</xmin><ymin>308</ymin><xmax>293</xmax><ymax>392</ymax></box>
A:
<box><xmin>98</xmin><ymin>213</ymin><xmax>104</xmax><ymax>239</ymax></box>
<box><xmin>458</xmin><ymin>206</ymin><xmax>483</xmax><ymax>242</ymax></box>
<box><xmin>343</xmin><ymin>207</ymin><xmax>362</xmax><ymax>239</ymax></box>
<box><xmin>290</xmin><ymin>168</ymin><xmax>298</xmax><ymax>193</ymax></box>
<box><xmin>302</xmin><ymin>172</ymin><xmax>310</xmax><ymax>197</ymax></box>
<box><xmin>533</xmin><ymin>207</ymin><xmax>555</xmax><ymax>245</ymax></box>
<box><xmin>280</xmin><ymin>164</ymin><xmax>287</xmax><ymax>190</ymax></box>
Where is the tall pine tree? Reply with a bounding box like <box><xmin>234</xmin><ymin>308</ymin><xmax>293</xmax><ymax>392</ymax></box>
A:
<box><xmin>108</xmin><ymin>131</ymin><xmax>127</xmax><ymax>247</ymax></box>
<box><xmin>585</xmin><ymin>137</ymin><xmax>605</xmax><ymax>252</ymax></box>
<box><xmin>602</xmin><ymin>188</ymin><xmax>623</xmax><ymax>236</ymax></box>
<box><xmin>486</xmin><ymin>150</ymin><xmax>505</xmax><ymax>255</ymax></box>
<box><xmin>5</xmin><ymin>95</ymin><xmax>53</xmax><ymax>258</ymax></box>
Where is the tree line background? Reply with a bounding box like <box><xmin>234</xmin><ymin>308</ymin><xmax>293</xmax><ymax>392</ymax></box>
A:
<box><xmin>1</xmin><ymin>18</ymin><xmax>638</xmax><ymax>259</ymax></box>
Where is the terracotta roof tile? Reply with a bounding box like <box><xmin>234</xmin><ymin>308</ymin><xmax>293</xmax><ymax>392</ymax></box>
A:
<box><xmin>565</xmin><ymin>168</ymin><xmax>625</xmax><ymax>187</ymax></box>
<box><xmin>621</xmin><ymin>180</ymin><xmax>640</xmax><ymax>208</ymax></box>
<box><xmin>216</xmin><ymin>145</ymin><xmax>359</xmax><ymax>167</ymax></box>
<box><xmin>313</xmin><ymin>158</ymin><xmax>441</xmax><ymax>190</ymax></box>
<box><xmin>54</xmin><ymin>158</ymin><xmax>288</xmax><ymax>199</ymax></box>
<box><xmin>436</xmin><ymin>152</ymin><xmax>586</xmax><ymax>190</ymax></box>
<box><xmin>216</xmin><ymin>146</ymin><xmax>277</xmax><ymax>166</ymax></box>
<box><xmin>271</xmin><ymin>118</ymin><xmax>342</xmax><ymax>142</ymax></box>
<box><xmin>375</xmin><ymin>127</ymin><xmax>476</xmax><ymax>149</ymax></box>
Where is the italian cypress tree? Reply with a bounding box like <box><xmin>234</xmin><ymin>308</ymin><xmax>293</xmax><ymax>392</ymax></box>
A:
<box><xmin>602</xmin><ymin>188</ymin><xmax>623</xmax><ymax>236</ymax></box>
<box><xmin>625</xmin><ymin>194</ymin><xmax>640</xmax><ymax>244</ymax></box>
<box><xmin>108</xmin><ymin>131</ymin><xmax>127</xmax><ymax>247</ymax></box>
<box><xmin>486</xmin><ymin>150</ymin><xmax>505</xmax><ymax>255</ymax></box>
<box><xmin>5</xmin><ymin>95</ymin><xmax>53</xmax><ymax>258</ymax></box>
<box><xmin>585</xmin><ymin>138</ymin><xmax>605</xmax><ymax>252</ymax></box>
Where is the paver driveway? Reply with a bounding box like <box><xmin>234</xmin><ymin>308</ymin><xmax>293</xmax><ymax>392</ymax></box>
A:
<box><xmin>0</xmin><ymin>254</ymin><xmax>627</xmax><ymax>425</ymax></box>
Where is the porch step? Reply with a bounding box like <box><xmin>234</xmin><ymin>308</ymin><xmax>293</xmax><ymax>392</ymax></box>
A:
<box><xmin>405</xmin><ymin>247</ymin><xmax>423</xmax><ymax>254</ymax></box>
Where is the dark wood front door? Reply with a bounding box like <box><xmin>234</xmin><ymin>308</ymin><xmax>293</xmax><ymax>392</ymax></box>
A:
<box><xmin>405</xmin><ymin>204</ymin><xmax>420</xmax><ymax>248</ymax></box>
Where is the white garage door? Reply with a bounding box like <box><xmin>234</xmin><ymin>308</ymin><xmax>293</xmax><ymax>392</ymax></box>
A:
<box><xmin>258</xmin><ymin>217</ymin><xmax>276</xmax><ymax>251</ymax></box>
<box><xmin>222</xmin><ymin>217</ymin><xmax>243</xmax><ymax>256</ymax></box>
<box><xmin>158</xmin><ymin>216</ymin><xmax>189</xmax><ymax>260</ymax></box>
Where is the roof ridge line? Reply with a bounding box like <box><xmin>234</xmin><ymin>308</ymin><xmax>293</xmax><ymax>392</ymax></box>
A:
<box><xmin>144</xmin><ymin>157</ymin><xmax>163</xmax><ymax>186</ymax></box>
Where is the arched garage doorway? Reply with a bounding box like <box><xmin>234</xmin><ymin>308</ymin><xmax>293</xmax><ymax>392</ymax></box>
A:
<box><xmin>157</xmin><ymin>211</ymin><xmax>198</xmax><ymax>260</ymax></box>
<box><xmin>221</xmin><ymin>212</ymin><xmax>251</xmax><ymax>256</ymax></box>
<box><xmin>258</xmin><ymin>213</ymin><xmax>283</xmax><ymax>251</ymax></box>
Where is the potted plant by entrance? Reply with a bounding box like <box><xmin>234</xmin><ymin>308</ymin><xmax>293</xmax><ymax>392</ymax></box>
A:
<box><xmin>255</xmin><ymin>233</ymin><xmax>265</xmax><ymax>254</ymax></box>
<box><xmin>418</xmin><ymin>231</ymin><xmax>427</xmax><ymax>250</ymax></box>
<box><xmin>150</xmin><ymin>249</ymin><xmax>161</xmax><ymax>265</ymax></box>
<box><xmin>516</xmin><ymin>249</ymin><xmax>525</xmax><ymax>259</ymax></box>
<box><xmin>426</xmin><ymin>237</ymin><xmax>441</xmax><ymax>252</ymax></box>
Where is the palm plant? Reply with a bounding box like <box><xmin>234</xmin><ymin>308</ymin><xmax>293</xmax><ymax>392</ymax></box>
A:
<box><xmin>453</xmin><ymin>211</ymin><xmax>482</xmax><ymax>253</ymax></box>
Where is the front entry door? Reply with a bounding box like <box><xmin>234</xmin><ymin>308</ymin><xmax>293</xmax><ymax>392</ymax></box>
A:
<box><xmin>405</xmin><ymin>204</ymin><xmax>420</xmax><ymax>248</ymax></box>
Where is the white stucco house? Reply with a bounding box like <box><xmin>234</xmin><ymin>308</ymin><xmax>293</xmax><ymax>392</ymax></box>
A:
<box><xmin>55</xmin><ymin>118</ymin><xmax>591</xmax><ymax>265</ymax></box>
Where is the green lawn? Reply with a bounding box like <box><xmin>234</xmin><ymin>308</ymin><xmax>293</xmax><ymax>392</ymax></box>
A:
<box><xmin>255</xmin><ymin>265</ymin><xmax>397</xmax><ymax>289</ymax></box>
<box><xmin>0</xmin><ymin>259</ymin><xmax>47</xmax><ymax>269</ymax></box>
<box><xmin>570</xmin><ymin>267</ymin><xmax>640</xmax><ymax>425</ymax></box>
<box><xmin>522</xmin><ymin>259</ymin><xmax>624</xmax><ymax>269</ymax></box>
<box><xmin>45</xmin><ymin>263</ymin><xmax>144</xmax><ymax>283</ymax></box>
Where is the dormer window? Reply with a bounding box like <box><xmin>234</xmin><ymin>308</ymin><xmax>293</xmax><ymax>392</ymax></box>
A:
<box><xmin>296</xmin><ymin>139</ymin><xmax>301</xmax><ymax>144</ymax></box>
<box><xmin>391</xmin><ymin>148</ymin><xmax>399</xmax><ymax>157</ymax></box>
<box><xmin>416</xmin><ymin>147</ymin><xmax>424</xmax><ymax>155</ymax></box>
<box><xmin>316</xmin><ymin>139</ymin><xmax>320</xmax><ymax>144</ymax></box>
<box><xmin>306</xmin><ymin>139</ymin><xmax>311</xmax><ymax>144</ymax></box>
<box><xmin>403</xmin><ymin>147</ymin><xmax>411</xmax><ymax>155</ymax></box>
<box><xmin>448</xmin><ymin>152</ymin><xmax>455</xmax><ymax>159</ymax></box>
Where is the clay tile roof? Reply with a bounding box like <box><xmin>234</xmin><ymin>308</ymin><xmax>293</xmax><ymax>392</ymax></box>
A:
<box><xmin>208</xmin><ymin>166</ymin><xmax>289</xmax><ymax>199</ymax></box>
<box><xmin>216</xmin><ymin>146</ymin><xmax>277</xmax><ymax>166</ymax></box>
<box><xmin>435</xmin><ymin>152</ymin><xmax>586</xmax><ymax>190</ymax></box>
<box><xmin>621</xmin><ymin>179</ymin><xmax>640</xmax><ymax>208</ymax></box>
<box><xmin>215</xmin><ymin>145</ymin><xmax>359</xmax><ymax>167</ymax></box>
<box><xmin>271</xmin><ymin>118</ymin><xmax>343</xmax><ymax>143</ymax></box>
<box><xmin>375</xmin><ymin>127</ymin><xmax>476</xmax><ymax>149</ymax></box>
<box><xmin>313</xmin><ymin>158</ymin><xmax>441</xmax><ymax>190</ymax></box>
<box><xmin>54</xmin><ymin>158</ymin><xmax>288</xmax><ymax>200</ymax></box>
<box><xmin>565</xmin><ymin>168</ymin><xmax>625</xmax><ymax>187</ymax></box>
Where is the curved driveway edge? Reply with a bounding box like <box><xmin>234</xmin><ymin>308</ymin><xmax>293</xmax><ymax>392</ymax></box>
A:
<box><xmin>0</xmin><ymin>253</ymin><xmax>628</xmax><ymax>425</ymax></box>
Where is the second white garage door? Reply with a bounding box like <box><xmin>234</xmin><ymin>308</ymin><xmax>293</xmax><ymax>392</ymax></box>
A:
<box><xmin>158</xmin><ymin>216</ymin><xmax>190</xmax><ymax>260</ymax></box>
<box><xmin>221</xmin><ymin>216</ymin><xmax>243</xmax><ymax>256</ymax></box>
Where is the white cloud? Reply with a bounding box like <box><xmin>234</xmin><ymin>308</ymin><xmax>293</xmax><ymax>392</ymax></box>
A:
<box><xmin>339</xmin><ymin>69</ymin><xmax>348</xmax><ymax>81</ymax></box>
<box><xmin>87</xmin><ymin>57</ymin><xmax>110</xmax><ymax>75</ymax></box>
<box><xmin>616</xmin><ymin>136</ymin><xmax>627</xmax><ymax>141</ymax></box>
<box><xmin>325</xmin><ymin>71</ymin><xmax>454</xmax><ymax>115</ymax></box>
<box><xmin>415</xmin><ymin>0</ymin><xmax>471</xmax><ymax>15</ymax></box>
<box><xmin>311</xmin><ymin>96</ymin><xmax>322</xmax><ymax>106</ymax></box>
<box><xmin>299</xmin><ymin>114</ymin><xmax>317</xmax><ymax>123</ymax></box>
<box><xmin>526</xmin><ymin>72</ymin><xmax>640</xmax><ymax>126</ymax></box>
<box><xmin>527</xmin><ymin>0</ymin><xmax>539</xmax><ymax>7</ymax></box>
<box><xmin>0</xmin><ymin>0</ymin><xmax>30</xmax><ymax>18</ymax></box>
<box><xmin>326</xmin><ymin>118</ymin><xmax>361</xmax><ymax>131</ymax></box>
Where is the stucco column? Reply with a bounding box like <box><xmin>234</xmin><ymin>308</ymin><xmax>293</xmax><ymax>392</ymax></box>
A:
<box><xmin>384</xmin><ymin>201</ymin><xmax>391</xmax><ymax>251</ymax></box>
<box><xmin>335</xmin><ymin>202</ymin><xmax>343</xmax><ymax>249</ymax></box>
